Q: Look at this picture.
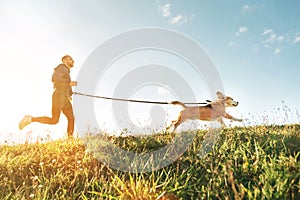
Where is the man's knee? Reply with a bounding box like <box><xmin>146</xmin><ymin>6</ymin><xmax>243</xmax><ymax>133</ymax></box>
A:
<box><xmin>66</xmin><ymin>114</ymin><xmax>74</xmax><ymax>121</ymax></box>
<box><xmin>49</xmin><ymin>118</ymin><xmax>59</xmax><ymax>124</ymax></box>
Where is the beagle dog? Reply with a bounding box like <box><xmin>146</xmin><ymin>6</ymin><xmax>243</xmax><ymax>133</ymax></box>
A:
<box><xmin>166</xmin><ymin>91</ymin><xmax>242</xmax><ymax>132</ymax></box>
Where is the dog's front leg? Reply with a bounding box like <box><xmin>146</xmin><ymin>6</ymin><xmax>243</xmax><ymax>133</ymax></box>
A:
<box><xmin>217</xmin><ymin>118</ymin><xmax>226</xmax><ymax>127</ymax></box>
<box><xmin>225</xmin><ymin>113</ymin><xmax>242</xmax><ymax>122</ymax></box>
<box><xmin>166</xmin><ymin>123</ymin><xmax>174</xmax><ymax>132</ymax></box>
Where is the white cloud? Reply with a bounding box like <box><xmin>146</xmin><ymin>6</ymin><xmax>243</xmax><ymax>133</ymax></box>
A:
<box><xmin>241</xmin><ymin>5</ymin><xmax>251</xmax><ymax>13</ymax></box>
<box><xmin>158</xmin><ymin>3</ymin><xmax>171</xmax><ymax>17</ymax></box>
<box><xmin>235</xmin><ymin>26</ymin><xmax>248</xmax><ymax>36</ymax></box>
<box><xmin>263</xmin><ymin>29</ymin><xmax>273</xmax><ymax>35</ymax></box>
<box><xmin>277</xmin><ymin>35</ymin><xmax>284</xmax><ymax>42</ymax></box>
<box><xmin>283</xmin><ymin>31</ymin><xmax>300</xmax><ymax>43</ymax></box>
<box><xmin>264</xmin><ymin>44</ymin><xmax>271</xmax><ymax>48</ymax></box>
<box><xmin>241</xmin><ymin>4</ymin><xmax>262</xmax><ymax>14</ymax></box>
<box><xmin>239</xmin><ymin>26</ymin><xmax>248</xmax><ymax>33</ymax></box>
<box><xmin>260</xmin><ymin>29</ymin><xmax>288</xmax><ymax>54</ymax></box>
<box><xmin>169</xmin><ymin>14</ymin><xmax>188</xmax><ymax>25</ymax></box>
<box><xmin>274</xmin><ymin>48</ymin><xmax>280</xmax><ymax>54</ymax></box>
<box><xmin>294</xmin><ymin>36</ymin><xmax>300</xmax><ymax>43</ymax></box>
<box><xmin>265</xmin><ymin>33</ymin><xmax>277</xmax><ymax>43</ymax></box>
<box><xmin>157</xmin><ymin>3</ymin><xmax>192</xmax><ymax>25</ymax></box>
<box><xmin>262</xmin><ymin>29</ymin><xmax>285</xmax><ymax>44</ymax></box>
<box><xmin>233</xmin><ymin>26</ymin><xmax>297</xmax><ymax>55</ymax></box>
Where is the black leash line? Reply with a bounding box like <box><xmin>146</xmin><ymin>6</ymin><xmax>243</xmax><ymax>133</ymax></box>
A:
<box><xmin>73</xmin><ymin>92</ymin><xmax>208</xmax><ymax>105</ymax></box>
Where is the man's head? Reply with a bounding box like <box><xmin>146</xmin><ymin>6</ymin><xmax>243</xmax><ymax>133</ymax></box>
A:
<box><xmin>62</xmin><ymin>55</ymin><xmax>74</xmax><ymax>68</ymax></box>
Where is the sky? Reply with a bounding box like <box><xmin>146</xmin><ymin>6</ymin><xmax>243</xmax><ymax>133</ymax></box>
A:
<box><xmin>0</xmin><ymin>0</ymin><xmax>300</xmax><ymax>143</ymax></box>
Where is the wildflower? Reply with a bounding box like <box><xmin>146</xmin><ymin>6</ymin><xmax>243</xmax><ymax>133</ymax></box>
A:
<box><xmin>29</xmin><ymin>194</ymin><xmax>35</xmax><ymax>198</ymax></box>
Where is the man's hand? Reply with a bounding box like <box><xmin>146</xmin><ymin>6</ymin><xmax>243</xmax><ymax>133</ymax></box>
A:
<box><xmin>70</xmin><ymin>81</ymin><xmax>77</xmax><ymax>86</ymax></box>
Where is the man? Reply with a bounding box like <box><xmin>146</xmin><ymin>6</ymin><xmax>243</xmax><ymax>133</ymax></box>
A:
<box><xmin>19</xmin><ymin>55</ymin><xmax>77</xmax><ymax>138</ymax></box>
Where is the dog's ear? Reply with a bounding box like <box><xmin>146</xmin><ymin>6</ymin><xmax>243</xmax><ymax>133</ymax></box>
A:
<box><xmin>216</xmin><ymin>91</ymin><xmax>226</xmax><ymax>99</ymax></box>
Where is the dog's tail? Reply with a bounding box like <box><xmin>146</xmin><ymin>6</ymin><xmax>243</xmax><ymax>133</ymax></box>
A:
<box><xmin>169</xmin><ymin>101</ymin><xmax>186</xmax><ymax>108</ymax></box>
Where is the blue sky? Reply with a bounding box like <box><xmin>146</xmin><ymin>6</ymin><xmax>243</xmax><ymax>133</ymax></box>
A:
<box><xmin>0</xmin><ymin>0</ymin><xmax>300</xmax><ymax>141</ymax></box>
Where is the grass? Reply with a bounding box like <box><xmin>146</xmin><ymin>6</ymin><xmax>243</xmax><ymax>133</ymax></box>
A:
<box><xmin>0</xmin><ymin>124</ymin><xmax>299</xmax><ymax>199</ymax></box>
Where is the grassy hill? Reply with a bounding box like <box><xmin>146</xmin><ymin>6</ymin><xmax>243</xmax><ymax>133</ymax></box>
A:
<box><xmin>0</xmin><ymin>125</ymin><xmax>299</xmax><ymax>199</ymax></box>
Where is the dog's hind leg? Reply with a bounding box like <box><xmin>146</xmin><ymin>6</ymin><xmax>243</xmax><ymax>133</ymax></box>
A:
<box><xmin>166</xmin><ymin>112</ymin><xmax>183</xmax><ymax>132</ymax></box>
<box><xmin>172</xmin><ymin>112</ymin><xmax>189</xmax><ymax>131</ymax></box>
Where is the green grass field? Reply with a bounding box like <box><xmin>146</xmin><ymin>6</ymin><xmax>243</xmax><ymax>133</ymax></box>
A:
<box><xmin>0</xmin><ymin>125</ymin><xmax>299</xmax><ymax>199</ymax></box>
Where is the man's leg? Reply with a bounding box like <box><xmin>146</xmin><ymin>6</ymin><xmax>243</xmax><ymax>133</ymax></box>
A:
<box><xmin>19</xmin><ymin>106</ymin><xmax>61</xmax><ymax>130</ymax></box>
<box><xmin>19</xmin><ymin>90</ymin><xmax>63</xmax><ymax>130</ymax></box>
<box><xmin>32</xmin><ymin>91</ymin><xmax>63</xmax><ymax>125</ymax></box>
<box><xmin>19</xmin><ymin>94</ymin><xmax>62</xmax><ymax>130</ymax></box>
<box><xmin>62</xmin><ymin>101</ymin><xmax>74</xmax><ymax>137</ymax></box>
<box><xmin>31</xmin><ymin>105</ymin><xmax>61</xmax><ymax>125</ymax></box>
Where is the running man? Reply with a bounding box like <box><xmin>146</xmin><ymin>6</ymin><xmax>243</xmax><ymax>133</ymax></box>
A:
<box><xmin>19</xmin><ymin>55</ymin><xmax>77</xmax><ymax>138</ymax></box>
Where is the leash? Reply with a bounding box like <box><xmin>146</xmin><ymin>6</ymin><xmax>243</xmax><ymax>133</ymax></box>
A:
<box><xmin>73</xmin><ymin>92</ymin><xmax>208</xmax><ymax>105</ymax></box>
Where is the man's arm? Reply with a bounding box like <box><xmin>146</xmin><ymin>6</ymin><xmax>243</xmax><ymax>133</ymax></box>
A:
<box><xmin>70</xmin><ymin>81</ymin><xmax>77</xmax><ymax>86</ymax></box>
